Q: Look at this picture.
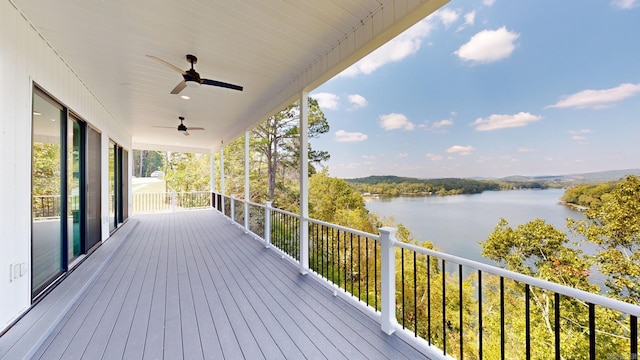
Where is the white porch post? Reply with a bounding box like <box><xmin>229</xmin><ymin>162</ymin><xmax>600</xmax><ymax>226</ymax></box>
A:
<box><xmin>210</xmin><ymin>152</ymin><xmax>216</xmax><ymax>208</ymax></box>
<box><xmin>379</xmin><ymin>227</ymin><xmax>398</xmax><ymax>335</ymax></box>
<box><xmin>220</xmin><ymin>144</ymin><xmax>225</xmax><ymax>214</ymax></box>
<box><xmin>230</xmin><ymin>194</ymin><xmax>236</xmax><ymax>223</ymax></box>
<box><xmin>265</xmin><ymin>201</ymin><xmax>272</xmax><ymax>248</ymax></box>
<box><xmin>299</xmin><ymin>91</ymin><xmax>309</xmax><ymax>275</ymax></box>
<box><xmin>244</xmin><ymin>131</ymin><xmax>250</xmax><ymax>231</ymax></box>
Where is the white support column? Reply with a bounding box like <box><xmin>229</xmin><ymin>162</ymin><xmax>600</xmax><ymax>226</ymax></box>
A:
<box><xmin>244</xmin><ymin>131</ymin><xmax>250</xmax><ymax>232</ymax></box>
<box><xmin>230</xmin><ymin>194</ymin><xmax>236</xmax><ymax>223</ymax></box>
<box><xmin>265</xmin><ymin>201</ymin><xmax>272</xmax><ymax>248</ymax></box>
<box><xmin>220</xmin><ymin>145</ymin><xmax>225</xmax><ymax>214</ymax></box>
<box><xmin>379</xmin><ymin>227</ymin><xmax>398</xmax><ymax>335</ymax></box>
<box><xmin>214</xmin><ymin>153</ymin><xmax>217</xmax><ymax>209</ymax></box>
<box><xmin>299</xmin><ymin>91</ymin><xmax>309</xmax><ymax>275</ymax></box>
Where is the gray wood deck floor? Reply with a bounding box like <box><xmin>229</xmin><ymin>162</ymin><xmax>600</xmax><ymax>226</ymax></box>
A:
<box><xmin>9</xmin><ymin>209</ymin><xmax>433</xmax><ymax>359</ymax></box>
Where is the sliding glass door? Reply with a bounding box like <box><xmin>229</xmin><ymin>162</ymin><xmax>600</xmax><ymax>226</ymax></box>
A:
<box><xmin>86</xmin><ymin>127</ymin><xmax>102</xmax><ymax>252</ymax></box>
<box><xmin>32</xmin><ymin>90</ymin><xmax>64</xmax><ymax>295</ymax></box>
<box><xmin>31</xmin><ymin>87</ymin><xmax>103</xmax><ymax>298</ymax></box>
<box><xmin>109</xmin><ymin>141</ymin><xmax>128</xmax><ymax>232</ymax></box>
<box><xmin>67</xmin><ymin>117</ymin><xmax>83</xmax><ymax>263</ymax></box>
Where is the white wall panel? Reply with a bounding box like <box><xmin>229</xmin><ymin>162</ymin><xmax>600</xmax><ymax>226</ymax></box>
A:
<box><xmin>0</xmin><ymin>0</ymin><xmax>132</xmax><ymax>331</ymax></box>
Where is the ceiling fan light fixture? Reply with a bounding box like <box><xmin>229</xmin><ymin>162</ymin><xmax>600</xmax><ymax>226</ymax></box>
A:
<box><xmin>186</xmin><ymin>80</ymin><xmax>200</xmax><ymax>88</ymax></box>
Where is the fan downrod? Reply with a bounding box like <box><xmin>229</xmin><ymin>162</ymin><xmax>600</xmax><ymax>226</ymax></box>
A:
<box><xmin>186</xmin><ymin>54</ymin><xmax>198</xmax><ymax>67</ymax></box>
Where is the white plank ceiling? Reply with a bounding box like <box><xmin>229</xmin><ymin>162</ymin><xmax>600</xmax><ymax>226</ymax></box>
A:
<box><xmin>12</xmin><ymin>0</ymin><xmax>447</xmax><ymax>152</ymax></box>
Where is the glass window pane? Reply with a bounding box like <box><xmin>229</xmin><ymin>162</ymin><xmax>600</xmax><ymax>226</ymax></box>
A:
<box><xmin>32</xmin><ymin>91</ymin><xmax>64</xmax><ymax>295</ymax></box>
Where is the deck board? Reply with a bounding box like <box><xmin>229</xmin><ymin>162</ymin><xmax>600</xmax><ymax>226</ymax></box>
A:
<box><xmin>15</xmin><ymin>209</ymin><xmax>432</xmax><ymax>359</ymax></box>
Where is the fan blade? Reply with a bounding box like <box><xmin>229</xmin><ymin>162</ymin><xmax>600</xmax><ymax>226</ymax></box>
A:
<box><xmin>188</xmin><ymin>127</ymin><xmax>205</xmax><ymax>130</ymax></box>
<box><xmin>183</xmin><ymin>131</ymin><xmax>190</xmax><ymax>136</ymax></box>
<box><xmin>152</xmin><ymin>126</ymin><xmax>177</xmax><ymax>129</ymax></box>
<box><xmin>170</xmin><ymin>81</ymin><xmax>187</xmax><ymax>94</ymax></box>
<box><xmin>202</xmin><ymin>78</ymin><xmax>243</xmax><ymax>91</ymax></box>
<box><xmin>146</xmin><ymin>55</ymin><xmax>186</xmax><ymax>74</ymax></box>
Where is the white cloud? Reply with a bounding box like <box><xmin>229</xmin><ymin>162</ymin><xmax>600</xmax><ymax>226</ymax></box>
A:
<box><xmin>426</xmin><ymin>153</ymin><xmax>443</xmax><ymax>161</ymax></box>
<box><xmin>398</xmin><ymin>153</ymin><xmax>409</xmax><ymax>158</ymax></box>
<box><xmin>517</xmin><ymin>147</ymin><xmax>536</xmax><ymax>153</ymax></box>
<box><xmin>348</xmin><ymin>94</ymin><xmax>368</xmax><ymax>108</ymax></box>
<box><xmin>379</xmin><ymin>113</ymin><xmax>415</xmax><ymax>131</ymax></box>
<box><xmin>471</xmin><ymin>112</ymin><xmax>542</xmax><ymax>131</ymax></box>
<box><xmin>465</xmin><ymin>11</ymin><xmax>476</xmax><ymax>26</ymax></box>
<box><xmin>421</xmin><ymin>119</ymin><xmax>454</xmax><ymax>132</ymax></box>
<box><xmin>484</xmin><ymin>0</ymin><xmax>496</xmax><ymax>6</ymax></box>
<box><xmin>311</xmin><ymin>92</ymin><xmax>340</xmax><ymax>110</ymax></box>
<box><xmin>339</xmin><ymin>19</ymin><xmax>434</xmax><ymax>77</ymax></box>
<box><xmin>446</xmin><ymin>145</ymin><xmax>475</xmax><ymax>155</ymax></box>
<box><xmin>435</xmin><ymin>8</ymin><xmax>460</xmax><ymax>28</ymax></box>
<box><xmin>612</xmin><ymin>0</ymin><xmax>638</xmax><ymax>9</ymax></box>
<box><xmin>362</xmin><ymin>155</ymin><xmax>376</xmax><ymax>160</ymax></box>
<box><xmin>454</xmin><ymin>27</ymin><xmax>520</xmax><ymax>63</ymax></box>
<box><xmin>335</xmin><ymin>130</ymin><xmax>368</xmax><ymax>142</ymax></box>
<box><xmin>569</xmin><ymin>129</ymin><xmax>592</xmax><ymax>135</ymax></box>
<box><xmin>569</xmin><ymin>129</ymin><xmax>592</xmax><ymax>143</ymax></box>
<box><xmin>546</xmin><ymin>83</ymin><xmax>640</xmax><ymax>109</ymax></box>
<box><xmin>433</xmin><ymin>119</ymin><xmax>454</xmax><ymax>128</ymax></box>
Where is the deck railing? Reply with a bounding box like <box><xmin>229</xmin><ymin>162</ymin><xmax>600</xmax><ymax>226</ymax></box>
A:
<box><xmin>132</xmin><ymin>191</ymin><xmax>211</xmax><ymax>214</ymax></box>
<box><xmin>213</xmin><ymin>191</ymin><xmax>640</xmax><ymax>359</ymax></box>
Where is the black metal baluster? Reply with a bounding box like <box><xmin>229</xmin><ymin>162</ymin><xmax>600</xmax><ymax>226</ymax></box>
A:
<box><xmin>589</xmin><ymin>303</ymin><xmax>595</xmax><ymax>360</ymax></box>
<box><xmin>358</xmin><ymin>235</ymin><xmax>361</xmax><ymax>300</ymax></box>
<box><xmin>555</xmin><ymin>292</ymin><xmax>560</xmax><ymax>360</ymax></box>
<box><xmin>479</xmin><ymin>271</ymin><xmax>483</xmax><ymax>360</ymax></box>
<box><xmin>414</xmin><ymin>251</ymin><xmax>418</xmax><ymax>337</ymax></box>
<box><xmin>331</xmin><ymin>227</ymin><xmax>335</xmax><ymax>284</ymax></box>
<box><xmin>366</xmin><ymin>237</ymin><xmax>369</xmax><ymax>306</ymax></box>
<box><xmin>427</xmin><ymin>255</ymin><xmax>431</xmax><ymax>344</ymax></box>
<box><xmin>500</xmin><ymin>277</ymin><xmax>505</xmax><ymax>360</ymax></box>
<box><xmin>337</xmin><ymin>229</ymin><xmax>341</xmax><ymax>288</ymax></box>
<box><xmin>631</xmin><ymin>315</ymin><xmax>637</xmax><ymax>360</ymax></box>
<box><xmin>350</xmin><ymin>233</ymin><xmax>354</xmax><ymax>295</ymax></box>
<box><xmin>443</xmin><ymin>259</ymin><xmax>447</xmax><ymax>356</ymax></box>
<box><xmin>459</xmin><ymin>264</ymin><xmax>463</xmax><ymax>359</ymax></box>
<box><xmin>374</xmin><ymin>241</ymin><xmax>378</xmax><ymax>310</ymax></box>
<box><xmin>401</xmin><ymin>248</ymin><xmax>405</xmax><ymax>329</ymax></box>
<box><xmin>525</xmin><ymin>284</ymin><xmax>530</xmax><ymax>360</ymax></box>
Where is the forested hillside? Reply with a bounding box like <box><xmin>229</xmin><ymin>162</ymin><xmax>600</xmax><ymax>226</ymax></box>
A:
<box><xmin>346</xmin><ymin>175</ymin><xmax>543</xmax><ymax>196</ymax></box>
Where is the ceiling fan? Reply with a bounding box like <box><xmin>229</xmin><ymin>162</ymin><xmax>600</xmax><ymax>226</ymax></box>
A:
<box><xmin>146</xmin><ymin>54</ymin><xmax>243</xmax><ymax>94</ymax></box>
<box><xmin>153</xmin><ymin>116</ymin><xmax>204</xmax><ymax>136</ymax></box>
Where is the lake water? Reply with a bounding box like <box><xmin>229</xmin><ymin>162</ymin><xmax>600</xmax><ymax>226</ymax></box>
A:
<box><xmin>365</xmin><ymin>189</ymin><xmax>587</xmax><ymax>265</ymax></box>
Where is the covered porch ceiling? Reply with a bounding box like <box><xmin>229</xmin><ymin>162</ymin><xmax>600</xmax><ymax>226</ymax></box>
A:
<box><xmin>12</xmin><ymin>0</ymin><xmax>448</xmax><ymax>152</ymax></box>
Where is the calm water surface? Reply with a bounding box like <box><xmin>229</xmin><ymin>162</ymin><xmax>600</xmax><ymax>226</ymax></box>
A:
<box><xmin>365</xmin><ymin>189</ymin><xmax>587</xmax><ymax>265</ymax></box>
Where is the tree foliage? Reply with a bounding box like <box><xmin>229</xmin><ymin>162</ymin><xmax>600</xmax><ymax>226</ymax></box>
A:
<box><xmin>164</xmin><ymin>152</ymin><xmax>210</xmax><ymax>192</ymax></box>
<box><xmin>569</xmin><ymin>175</ymin><xmax>640</xmax><ymax>304</ymax></box>
<box><xmin>252</xmin><ymin>97</ymin><xmax>329</xmax><ymax>201</ymax></box>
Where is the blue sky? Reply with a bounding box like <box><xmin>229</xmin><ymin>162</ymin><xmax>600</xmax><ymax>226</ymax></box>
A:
<box><xmin>310</xmin><ymin>0</ymin><xmax>640</xmax><ymax>179</ymax></box>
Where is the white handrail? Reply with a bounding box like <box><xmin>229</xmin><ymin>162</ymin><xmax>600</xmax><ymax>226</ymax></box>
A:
<box><xmin>305</xmin><ymin>216</ymin><xmax>380</xmax><ymax>241</ymax></box>
<box><xmin>396</xmin><ymin>240</ymin><xmax>640</xmax><ymax>317</ymax></box>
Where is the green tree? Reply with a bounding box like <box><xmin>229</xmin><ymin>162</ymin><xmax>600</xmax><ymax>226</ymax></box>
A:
<box><xmin>164</xmin><ymin>152</ymin><xmax>210</xmax><ymax>192</ymax></box>
<box><xmin>569</xmin><ymin>175</ymin><xmax>640</xmax><ymax>304</ymax></box>
<box><xmin>252</xmin><ymin>97</ymin><xmax>329</xmax><ymax>201</ymax></box>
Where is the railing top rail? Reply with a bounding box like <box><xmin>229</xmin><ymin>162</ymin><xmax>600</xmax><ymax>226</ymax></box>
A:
<box><xmin>396</xmin><ymin>240</ymin><xmax>640</xmax><ymax>317</ymax></box>
<box><xmin>271</xmin><ymin>207</ymin><xmax>300</xmax><ymax>218</ymax></box>
<box><xmin>306</xmin><ymin>216</ymin><xmax>380</xmax><ymax>241</ymax></box>
<box><xmin>246</xmin><ymin>201</ymin><xmax>265</xmax><ymax>209</ymax></box>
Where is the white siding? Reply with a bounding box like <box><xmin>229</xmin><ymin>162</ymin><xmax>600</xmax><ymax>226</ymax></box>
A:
<box><xmin>0</xmin><ymin>0</ymin><xmax>132</xmax><ymax>331</ymax></box>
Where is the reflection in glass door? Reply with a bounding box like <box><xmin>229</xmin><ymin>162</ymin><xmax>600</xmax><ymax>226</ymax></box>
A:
<box><xmin>109</xmin><ymin>141</ymin><xmax>116</xmax><ymax>232</ymax></box>
<box><xmin>86</xmin><ymin>127</ymin><xmax>101</xmax><ymax>251</ymax></box>
<box><xmin>68</xmin><ymin>117</ymin><xmax>83</xmax><ymax>263</ymax></box>
<box><xmin>32</xmin><ymin>90</ymin><xmax>64</xmax><ymax>296</ymax></box>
